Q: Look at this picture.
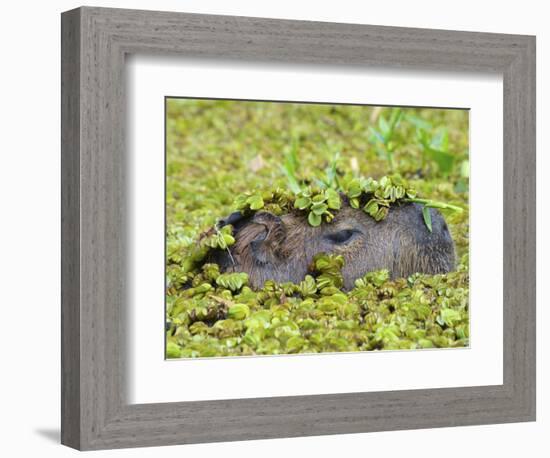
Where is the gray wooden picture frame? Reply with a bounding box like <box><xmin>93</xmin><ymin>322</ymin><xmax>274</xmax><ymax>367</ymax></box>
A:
<box><xmin>61</xmin><ymin>6</ymin><xmax>536</xmax><ymax>451</ymax></box>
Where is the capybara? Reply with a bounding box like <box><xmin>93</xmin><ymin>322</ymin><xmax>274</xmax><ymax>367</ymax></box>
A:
<box><xmin>212</xmin><ymin>201</ymin><xmax>455</xmax><ymax>290</ymax></box>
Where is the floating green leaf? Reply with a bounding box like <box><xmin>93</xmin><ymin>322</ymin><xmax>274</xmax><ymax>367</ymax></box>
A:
<box><xmin>308</xmin><ymin>212</ymin><xmax>322</xmax><ymax>227</ymax></box>
<box><xmin>422</xmin><ymin>206</ymin><xmax>433</xmax><ymax>232</ymax></box>
<box><xmin>216</xmin><ymin>272</ymin><xmax>249</xmax><ymax>291</ymax></box>
<box><xmin>228</xmin><ymin>303</ymin><xmax>251</xmax><ymax>320</ymax></box>
<box><xmin>246</xmin><ymin>194</ymin><xmax>264</xmax><ymax>210</ymax></box>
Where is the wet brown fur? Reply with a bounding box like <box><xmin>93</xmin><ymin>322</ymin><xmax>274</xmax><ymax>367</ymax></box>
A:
<box><xmin>212</xmin><ymin>202</ymin><xmax>455</xmax><ymax>290</ymax></box>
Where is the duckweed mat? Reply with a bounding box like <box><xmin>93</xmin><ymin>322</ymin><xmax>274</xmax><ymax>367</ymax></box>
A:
<box><xmin>166</xmin><ymin>99</ymin><xmax>469</xmax><ymax>358</ymax></box>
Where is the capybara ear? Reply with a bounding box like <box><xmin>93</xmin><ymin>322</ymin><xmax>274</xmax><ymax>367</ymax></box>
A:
<box><xmin>217</xmin><ymin>211</ymin><xmax>247</xmax><ymax>230</ymax></box>
<box><xmin>234</xmin><ymin>211</ymin><xmax>287</xmax><ymax>265</ymax></box>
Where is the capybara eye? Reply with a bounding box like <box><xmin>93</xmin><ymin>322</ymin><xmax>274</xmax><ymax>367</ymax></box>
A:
<box><xmin>326</xmin><ymin>229</ymin><xmax>356</xmax><ymax>244</ymax></box>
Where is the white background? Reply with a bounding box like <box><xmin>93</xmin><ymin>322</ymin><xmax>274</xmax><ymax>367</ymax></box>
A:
<box><xmin>129</xmin><ymin>58</ymin><xmax>503</xmax><ymax>403</ymax></box>
<box><xmin>0</xmin><ymin>1</ymin><xmax>546</xmax><ymax>457</ymax></box>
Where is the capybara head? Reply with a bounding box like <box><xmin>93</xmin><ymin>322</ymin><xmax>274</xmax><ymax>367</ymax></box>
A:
<box><xmin>212</xmin><ymin>201</ymin><xmax>455</xmax><ymax>290</ymax></box>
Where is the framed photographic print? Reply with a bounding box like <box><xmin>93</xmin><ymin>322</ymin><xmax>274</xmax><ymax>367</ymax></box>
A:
<box><xmin>61</xmin><ymin>6</ymin><xmax>536</xmax><ymax>450</ymax></box>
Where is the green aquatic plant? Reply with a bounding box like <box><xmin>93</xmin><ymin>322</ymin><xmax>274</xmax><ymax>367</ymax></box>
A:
<box><xmin>234</xmin><ymin>174</ymin><xmax>463</xmax><ymax>230</ymax></box>
<box><xmin>166</xmin><ymin>252</ymin><xmax>469</xmax><ymax>357</ymax></box>
<box><xmin>416</xmin><ymin>126</ymin><xmax>456</xmax><ymax>176</ymax></box>
<box><xmin>178</xmin><ymin>224</ymin><xmax>236</xmax><ymax>274</ymax></box>
<box><xmin>369</xmin><ymin>107</ymin><xmax>404</xmax><ymax>170</ymax></box>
